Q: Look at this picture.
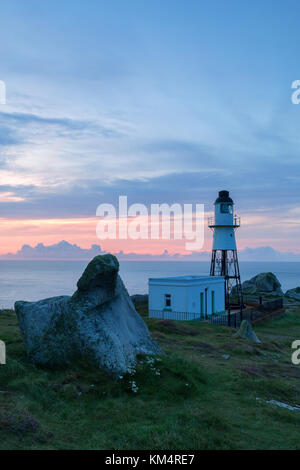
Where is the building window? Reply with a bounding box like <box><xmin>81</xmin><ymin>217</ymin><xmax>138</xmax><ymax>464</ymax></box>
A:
<box><xmin>165</xmin><ymin>294</ymin><xmax>171</xmax><ymax>308</ymax></box>
<box><xmin>211</xmin><ymin>290</ymin><xmax>215</xmax><ymax>314</ymax></box>
<box><xmin>220</xmin><ymin>203</ymin><xmax>233</xmax><ymax>214</ymax></box>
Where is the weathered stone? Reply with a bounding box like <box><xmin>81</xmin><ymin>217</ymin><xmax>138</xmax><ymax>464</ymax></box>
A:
<box><xmin>15</xmin><ymin>254</ymin><xmax>162</xmax><ymax>376</ymax></box>
<box><xmin>284</xmin><ymin>287</ymin><xmax>300</xmax><ymax>302</ymax></box>
<box><xmin>233</xmin><ymin>320</ymin><xmax>261</xmax><ymax>343</ymax></box>
<box><xmin>76</xmin><ymin>254</ymin><xmax>119</xmax><ymax>291</ymax></box>
<box><xmin>232</xmin><ymin>272</ymin><xmax>283</xmax><ymax>298</ymax></box>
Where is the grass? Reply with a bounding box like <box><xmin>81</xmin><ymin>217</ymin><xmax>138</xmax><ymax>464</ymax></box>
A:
<box><xmin>0</xmin><ymin>305</ymin><xmax>300</xmax><ymax>449</ymax></box>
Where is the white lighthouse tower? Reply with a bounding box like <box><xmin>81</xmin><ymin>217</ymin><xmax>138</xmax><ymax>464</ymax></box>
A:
<box><xmin>208</xmin><ymin>190</ymin><xmax>242</xmax><ymax>309</ymax></box>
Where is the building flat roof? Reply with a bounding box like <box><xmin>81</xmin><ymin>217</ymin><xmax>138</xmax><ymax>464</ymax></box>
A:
<box><xmin>149</xmin><ymin>275</ymin><xmax>224</xmax><ymax>285</ymax></box>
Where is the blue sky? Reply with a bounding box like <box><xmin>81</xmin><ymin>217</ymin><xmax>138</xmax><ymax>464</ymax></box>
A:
<box><xmin>0</xmin><ymin>0</ymin><xmax>300</xmax><ymax>253</ymax></box>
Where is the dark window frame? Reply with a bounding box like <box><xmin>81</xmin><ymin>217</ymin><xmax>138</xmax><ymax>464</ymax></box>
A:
<box><xmin>165</xmin><ymin>293</ymin><xmax>171</xmax><ymax>307</ymax></box>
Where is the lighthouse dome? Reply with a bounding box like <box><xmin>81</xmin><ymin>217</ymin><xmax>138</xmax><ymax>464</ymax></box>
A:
<box><xmin>214</xmin><ymin>190</ymin><xmax>233</xmax><ymax>205</ymax></box>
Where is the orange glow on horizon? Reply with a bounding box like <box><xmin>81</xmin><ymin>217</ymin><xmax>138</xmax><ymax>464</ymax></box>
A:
<box><xmin>0</xmin><ymin>213</ymin><xmax>299</xmax><ymax>256</ymax></box>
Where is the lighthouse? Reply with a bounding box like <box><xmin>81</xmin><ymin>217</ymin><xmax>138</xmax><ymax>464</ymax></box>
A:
<box><xmin>208</xmin><ymin>190</ymin><xmax>243</xmax><ymax>309</ymax></box>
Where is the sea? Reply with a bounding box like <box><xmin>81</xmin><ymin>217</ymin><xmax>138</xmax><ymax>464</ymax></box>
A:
<box><xmin>0</xmin><ymin>260</ymin><xmax>299</xmax><ymax>309</ymax></box>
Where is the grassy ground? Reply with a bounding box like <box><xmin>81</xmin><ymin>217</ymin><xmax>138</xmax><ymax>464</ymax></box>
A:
<box><xmin>0</xmin><ymin>304</ymin><xmax>300</xmax><ymax>450</ymax></box>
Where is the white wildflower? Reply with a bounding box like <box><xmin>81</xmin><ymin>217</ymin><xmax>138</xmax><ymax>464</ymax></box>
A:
<box><xmin>129</xmin><ymin>380</ymin><xmax>139</xmax><ymax>393</ymax></box>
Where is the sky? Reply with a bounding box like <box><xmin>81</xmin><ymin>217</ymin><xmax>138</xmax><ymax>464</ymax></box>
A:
<box><xmin>0</xmin><ymin>0</ymin><xmax>300</xmax><ymax>255</ymax></box>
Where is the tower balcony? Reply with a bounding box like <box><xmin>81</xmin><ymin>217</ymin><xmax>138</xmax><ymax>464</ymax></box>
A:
<box><xmin>208</xmin><ymin>215</ymin><xmax>241</xmax><ymax>228</ymax></box>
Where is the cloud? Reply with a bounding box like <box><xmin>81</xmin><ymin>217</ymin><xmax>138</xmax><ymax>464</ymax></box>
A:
<box><xmin>0</xmin><ymin>192</ymin><xmax>25</xmax><ymax>202</ymax></box>
<box><xmin>0</xmin><ymin>107</ymin><xmax>129</xmax><ymax>196</ymax></box>
<box><xmin>0</xmin><ymin>103</ymin><xmax>300</xmax><ymax>230</ymax></box>
<box><xmin>238</xmin><ymin>246</ymin><xmax>300</xmax><ymax>261</ymax></box>
<box><xmin>1</xmin><ymin>240</ymin><xmax>300</xmax><ymax>261</ymax></box>
<box><xmin>0</xmin><ymin>123</ymin><xmax>22</xmax><ymax>148</ymax></box>
<box><xmin>0</xmin><ymin>111</ymin><xmax>119</xmax><ymax>137</ymax></box>
<box><xmin>1</xmin><ymin>240</ymin><xmax>105</xmax><ymax>260</ymax></box>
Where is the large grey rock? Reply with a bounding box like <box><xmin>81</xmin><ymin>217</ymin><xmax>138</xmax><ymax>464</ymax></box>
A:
<box><xmin>233</xmin><ymin>320</ymin><xmax>261</xmax><ymax>343</ymax></box>
<box><xmin>232</xmin><ymin>272</ymin><xmax>283</xmax><ymax>298</ymax></box>
<box><xmin>284</xmin><ymin>287</ymin><xmax>300</xmax><ymax>302</ymax></box>
<box><xmin>15</xmin><ymin>254</ymin><xmax>162</xmax><ymax>376</ymax></box>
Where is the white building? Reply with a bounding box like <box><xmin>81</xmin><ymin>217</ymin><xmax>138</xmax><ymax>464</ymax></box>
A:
<box><xmin>148</xmin><ymin>276</ymin><xmax>225</xmax><ymax>321</ymax></box>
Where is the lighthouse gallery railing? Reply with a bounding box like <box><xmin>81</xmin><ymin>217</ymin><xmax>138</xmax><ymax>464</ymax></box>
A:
<box><xmin>208</xmin><ymin>215</ymin><xmax>241</xmax><ymax>228</ymax></box>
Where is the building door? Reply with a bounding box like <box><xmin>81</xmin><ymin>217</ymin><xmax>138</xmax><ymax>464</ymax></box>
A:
<box><xmin>200</xmin><ymin>292</ymin><xmax>204</xmax><ymax>318</ymax></box>
<box><xmin>205</xmin><ymin>288</ymin><xmax>208</xmax><ymax>319</ymax></box>
<box><xmin>211</xmin><ymin>290</ymin><xmax>215</xmax><ymax>314</ymax></box>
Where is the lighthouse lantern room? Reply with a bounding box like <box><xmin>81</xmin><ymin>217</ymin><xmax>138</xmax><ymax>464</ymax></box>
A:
<box><xmin>208</xmin><ymin>190</ymin><xmax>243</xmax><ymax>309</ymax></box>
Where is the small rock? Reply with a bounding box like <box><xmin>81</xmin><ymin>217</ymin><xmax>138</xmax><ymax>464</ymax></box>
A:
<box><xmin>263</xmin><ymin>399</ymin><xmax>300</xmax><ymax>412</ymax></box>
<box><xmin>233</xmin><ymin>320</ymin><xmax>261</xmax><ymax>343</ymax></box>
<box><xmin>267</xmin><ymin>400</ymin><xmax>300</xmax><ymax>412</ymax></box>
<box><xmin>222</xmin><ymin>354</ymin><xmax>230</xmax><ymax>360</ymax></box>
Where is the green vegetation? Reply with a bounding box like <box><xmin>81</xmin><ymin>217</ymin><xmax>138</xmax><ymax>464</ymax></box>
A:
<box><xmin>0</xmin><ymin>305</ymin><xmax>300</xmax><ymax>449</ymax></box>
